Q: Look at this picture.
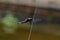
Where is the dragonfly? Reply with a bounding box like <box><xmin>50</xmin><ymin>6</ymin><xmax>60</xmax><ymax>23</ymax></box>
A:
<box><xmin>19</xmin><ymin>18</ymin><xmax>32</xmax><ymax>24</ymax></box>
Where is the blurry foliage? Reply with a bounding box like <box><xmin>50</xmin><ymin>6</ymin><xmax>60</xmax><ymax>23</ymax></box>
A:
<box><xmin>2</xmin><ymin>11</ymin><xmax>18</xmax><ymax>34</ymax></box>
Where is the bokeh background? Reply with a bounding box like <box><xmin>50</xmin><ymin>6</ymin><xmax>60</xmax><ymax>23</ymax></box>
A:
<box><xmin>0</xmin><ymin>0</ymin><xmax>60</xmax><ymax>40</ymax></box>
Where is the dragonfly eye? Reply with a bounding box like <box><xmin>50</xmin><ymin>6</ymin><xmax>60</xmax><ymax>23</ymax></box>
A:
<box><xmin>28</xmin><ymin>18</ymin><xmax>32</xmax><ymax>19</ymax></box>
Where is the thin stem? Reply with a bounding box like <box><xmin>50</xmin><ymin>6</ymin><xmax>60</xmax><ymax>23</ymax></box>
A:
<box><xmin>27</xmin><ymin>8</ymin><xmax>37</xmax><ymax>40</ymax></box>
